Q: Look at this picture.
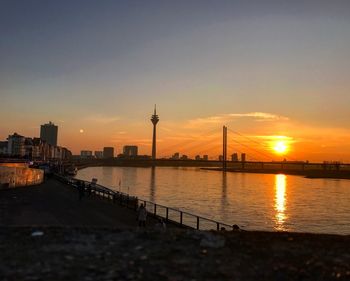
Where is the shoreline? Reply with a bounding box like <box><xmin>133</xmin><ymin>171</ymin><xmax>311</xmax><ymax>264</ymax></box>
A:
<box><xmin>201</xmin><ymin>167</ymin><xmax>350</xmax><ymax>179</ymax></box>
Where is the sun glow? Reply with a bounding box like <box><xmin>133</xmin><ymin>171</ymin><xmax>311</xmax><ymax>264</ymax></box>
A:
<box><xmin>273</xmin><ymin>141</ymin><xmax>288</xmax><ymax>154</ymax></box>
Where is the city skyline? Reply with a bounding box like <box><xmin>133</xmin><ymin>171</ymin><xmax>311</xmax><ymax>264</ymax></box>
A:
<box><xmin>1</xmin><ymin>1</ymin><xmax>350</xmax><ymax>161</ymax></box>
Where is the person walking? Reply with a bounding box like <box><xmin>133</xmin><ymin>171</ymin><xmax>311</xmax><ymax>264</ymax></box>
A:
<box><xmin>137</xmin><ymin>204</ymin><xmax>147</xmax><ymax>227</ymax></box>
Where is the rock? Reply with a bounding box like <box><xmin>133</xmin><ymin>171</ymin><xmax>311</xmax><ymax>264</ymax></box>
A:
<box><xmin>31</xmin><ymin>231</ymin><xmax>44</xmax><ymax>237</ymax></box>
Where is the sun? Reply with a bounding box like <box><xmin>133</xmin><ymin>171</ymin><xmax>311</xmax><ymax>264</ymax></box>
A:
<box><xmin>273</xmin><ymin>141</ymin><xmax>288</xmax><ymax>154</ymax></box>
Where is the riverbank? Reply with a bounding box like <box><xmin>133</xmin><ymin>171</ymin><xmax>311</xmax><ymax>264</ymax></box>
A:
<box><xmin>202</xmin><ymin>167</ymin><xmax>350</xmax><ymax>179</ymax></box>
<box><xmin>1</xmin><ymin>226</ymin><xmax>349</xmax><ymax>280</ymax></box>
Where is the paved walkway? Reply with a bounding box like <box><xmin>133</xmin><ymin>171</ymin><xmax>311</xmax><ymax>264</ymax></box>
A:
<box><xmin>0</xmin><ymin>179</ymin><xmax>157</xmax><ymax>228</ymax></box>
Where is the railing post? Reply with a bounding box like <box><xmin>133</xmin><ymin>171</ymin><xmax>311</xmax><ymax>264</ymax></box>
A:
<box><xmin>166</xmin><ymin>208</ymin><xmax>169</xmax><ymax>221</ymax></box>
<box><xmin>196</xmin><ymin>217</ymin><xmax>199</xmax><ymax>230</ymax></box>
<box><xmin>216</xmin><ymin>222</ymin><xmax>219</xmax><ymax>231</ymax></box>
<box><xmin>154</xmin><ymin>204</ymin><xmax>157</xmax><ymax>216</ymax></box>
<box><xmin>180</xmin><ymin>211</ymin><xmax>183</xmax><ymax>226</ymax></box>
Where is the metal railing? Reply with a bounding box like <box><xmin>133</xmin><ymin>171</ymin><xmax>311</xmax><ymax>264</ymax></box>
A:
<box><xmin>54</xmin><ymin>173</ymin><xmax>234</xmax><ymax>231</ymax></box>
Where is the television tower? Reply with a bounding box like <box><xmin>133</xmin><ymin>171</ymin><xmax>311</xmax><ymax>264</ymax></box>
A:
<box><xmin>151</xmin><ymin>105</ymin><xmax>159</xmax><ymax>160</ymax></box>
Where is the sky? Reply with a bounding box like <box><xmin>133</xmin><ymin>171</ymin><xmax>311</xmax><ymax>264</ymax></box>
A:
<box><xmin>1</xmin><ymin>0</ymin><xmax>350</xmax><ymax>161</ymax></box>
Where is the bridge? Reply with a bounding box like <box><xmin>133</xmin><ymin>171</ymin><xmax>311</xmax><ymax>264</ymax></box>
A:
<box><xmin>68</xmin><ymin>125</ymin><xmax>350</xmax><ymax>179</ymax></box>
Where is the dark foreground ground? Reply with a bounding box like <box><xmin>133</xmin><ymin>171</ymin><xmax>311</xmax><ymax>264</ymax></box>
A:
<box><xmin>1</xmin><ymin>180</ymin><xmax>349</xmax><ymax>280</ymax></box>
<box><xmin>0</xmin><ymin>227</ymin><xmax>349</xmax><ymax>281</ymax></box>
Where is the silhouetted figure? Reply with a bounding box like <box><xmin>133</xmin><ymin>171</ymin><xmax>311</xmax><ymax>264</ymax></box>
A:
<box><xmin>77</xmin><ymin>181</ymin><xmax>85</xmax><ymax>201</ymax></box>
<box><xmin>137</xmin><ymin>204</ymin><xmax>147</xmax><ymax>227</ymax></box>
<box><xmin>232</xmin><ymin>224</ymin><xmax>240</xmax><ymax>231</ymax></box>
<box><xmin>155</xmin><ymin>218</ymin><xmax>166</xmax><ymax>232</ymax></box>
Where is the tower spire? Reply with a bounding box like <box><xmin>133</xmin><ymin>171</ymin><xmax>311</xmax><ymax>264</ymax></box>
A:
<box><xmin>151</xmin><ymin>106</ymin><xmax>159</xmax><ymax>161</ymax></box>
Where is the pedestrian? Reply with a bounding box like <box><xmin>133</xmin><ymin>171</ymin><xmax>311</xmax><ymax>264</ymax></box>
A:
<box><xmin>155</xmin><ymin>218</ymin><xmax>166</xmax><ymax>232</ymax></box>
<box><xmin>137</xmin><ymin>204</ymin><xmax>147</xmax><ymax>227</ymax></box>
<box><xmin>77</xmin><ymin>180</ymin><xmax>85</xmax><ymax>201</ymax></box>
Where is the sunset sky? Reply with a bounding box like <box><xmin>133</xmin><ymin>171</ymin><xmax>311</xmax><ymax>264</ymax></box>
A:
<box><xmin>1</xmin><ymin>0</ymin><xmax>350</xmax><ymax>161</ymax></box>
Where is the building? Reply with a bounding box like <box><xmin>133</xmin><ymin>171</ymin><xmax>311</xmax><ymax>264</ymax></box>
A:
<box><xmin>103</xmin><ymin>147</ymin><xmax>114</xmax><ymax>158</ymax></box>
<box><xmin>231</xmin><ymin>153</ymin><xmax>238</xmax><ymax>162</ymax></box>
<box><xmin>219</xmin><ymin>155</ymin><xmax>223</xmax><ymax>161</ymax></box>
<box><xmin>0</xmin><ymin>141</ymin><xmax>8</xmax><ymax>156</ymax></box>
<box><xmin>7</xmin><ymin>133</ymin><xmax>25</xmax><ymax>157</ymax></box>
<box><xmin>195</xmin><ymin>155</ymin><xmax>201</xmax><ymax>161</ymax></box>
<box><xmin>40</xmin><ymin>121</ymin><xmax>58</xmax><ymax>146</ymax></box>
<box><xmin>241</xmin><ymin>153</ymin><xmax>246</xmax><ymax>162</ymax></box>
<box><xmin>81</xmin><ymin>150</ymin><xmax>93</xmax><ymax>158</ymax></box>
<box><xmin>94</xmin><ymin>151</ymin><xmax>103</xmax><ymax>159</ymax></box>
<box><xmin>203</xmin><ymin>155</ymin><xmax>208</xmax><ymax>161</ymax></box>
<box><xmin>172</xmin><ymin>152</ymin><xmax>180</xmax><ymax>160</ymax></box>
<box><xmin>180</xmin><ymin>155</ymin><xmax>188</xmax><ymax>160</ymax></box>
<box><xmin>123</xmin><ymin>146</ymin><xmax>138</xmax><ymax>157</ymax></box>
<box><xmin>24</xmin><ymin>138</ymin><xmax>34</xmax><ymax>158</ymax></box>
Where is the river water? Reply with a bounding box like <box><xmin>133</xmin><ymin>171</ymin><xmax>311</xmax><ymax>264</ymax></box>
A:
<box><xmin>76</xmin><ymin>166</ymin><xmax>350</xmax><ymax>234</ymax></box>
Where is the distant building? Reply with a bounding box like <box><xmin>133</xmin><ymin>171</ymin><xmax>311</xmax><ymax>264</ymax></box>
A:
<box><xmin>172</xmin><ymin>152</ymin><xmax>180</xmax><ymax>160</ymax></box>
<box><xmin>0</xmin><ymin>141</ymin><xmax>8</xmax><ymax>155</ymax></box>
<box><xmin>123</xmin><ymin>146</ymin><xmax>138</xmax><ymax>157</ymax></box>
<box><xmin>81</xmin><ymin>150</ymin><xmax>93</xmax><ymax>158</ymax></box>
<box><xmin>180</xmin><ymin>155</ymin><xmax>188</xmax><ymax>160</ymax></box>
<box><xmin>231</xmin><ymin>153</ymin><xmax>238</xmax><ymax>162</ymax></box>
<box><xmin>24</xmin><ymin>138</ymin><xmax>33</xmax><ymax>158</ymax></box>
<box><xmin>94</xmin><ymin>151</ymin><xmax>103</xmax><ymax>159</ymax></box>
<box><xmin>7</xmin><ymin>133</ymin><xmax>25</xmax><ymax>157</ymax></box>
<box><xmin>241</xmin><ymin>153</ymin><xmax>246</xmax><ymax>162</ymax></box>
<box><xmin>195</xmin><ymin>155</ymin><xmax>201</xmax><ymax>161</ymax></box>
<box><xmin>40</xmin><ymin>121</ymin><xmax>58</xmax><ymax>146</ymax></box>
<box><xmin>203</xmin><ymin>155</ymin><xmax>208</xmax><ymax>161</ymax></box>
<box><xmin>219</xmin><ymin>155</ymin><xmax>223</xmax><ymax>161</ymax></box>
<box><xmin>103</xmin><ymin>147</ymin><xmax>114</xmax><ymax>158</ymax></box>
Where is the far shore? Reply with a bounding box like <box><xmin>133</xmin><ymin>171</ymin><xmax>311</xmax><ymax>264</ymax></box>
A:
<box><xmin>201</xmin><ymin>167</ymin><xmax>350</xmax><ymax>179</ymax></box>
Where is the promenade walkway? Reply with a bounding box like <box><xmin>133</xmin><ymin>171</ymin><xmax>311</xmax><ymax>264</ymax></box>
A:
<box><xmin>0</xmin><ymin>179</ymin><xmax>155</xmax><ymax>228</ymax></box>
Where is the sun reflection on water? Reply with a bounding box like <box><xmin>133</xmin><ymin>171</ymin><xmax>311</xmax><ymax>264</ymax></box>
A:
<box><xmin>275</xmin><ymin>174</ymin><xmax>287</xmax><ymax>230</ymax></box>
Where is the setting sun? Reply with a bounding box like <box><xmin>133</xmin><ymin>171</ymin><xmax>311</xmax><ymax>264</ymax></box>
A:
<box><xmin>273</xmin><ymin>141</ymin><xmax>288</xmax><ymax>154</ymax></box>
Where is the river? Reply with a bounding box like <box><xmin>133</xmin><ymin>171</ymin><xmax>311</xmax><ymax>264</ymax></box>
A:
<box><xmin>76</xmin><ymin>166</ymin><xmax>350</xmax><ymax>234</ymax></box>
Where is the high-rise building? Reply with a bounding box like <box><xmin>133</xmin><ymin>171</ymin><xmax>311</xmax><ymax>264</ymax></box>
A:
<box><xmin>231</xmin><ymin>153</ymin><xmax>238</xmax><ymax>162</ymax></box>
<box><xmin>81</xmin><ymin>150</ymin><xmax>93</xmax><ymax>158</ymax></box>
<box><xmin>103</xmin><ymin>147</ymin><xmax>114</xmax><ymax>158</ymax></box>
<box><xmin>123</xmin><ymin>146</ymin><xmax>138</xmax><ymax>157</ymax></box>
<box><xmin>150</xmin><ymin>105</ymin><xmax>159</xmax><ymax>160</ymax></box>
<box><xmin>40</xmin><ymin>121</ymin><xmax>58</xmax><ymax>146</ymax></box>
<box><xmin>203</xmin><ymin>155</ymin><xmax>208</xmax><ymax>161</ymax></box>
<box><xmin>241</xmin><ymin>153</ymin><xmax>246</xmax><ymax>162</ymax></box>
<box><xmin>94</xmin><ymin>151</ymin><xmax>103</xmax><ymax>159</ymax></box>
<box><xmin>172</xmin><ymin>152</ymin><xmax>180</xmax><ymax>160</ymax></box>
<box><xmin>195</xmin><ymin>155</ymin><xmax>201</xmax><ymax>160</ymax></box>
<box><xmin>7</xmin><ymin>133</ymin><xmax>25</xmax><ymax>157</ymax></box>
